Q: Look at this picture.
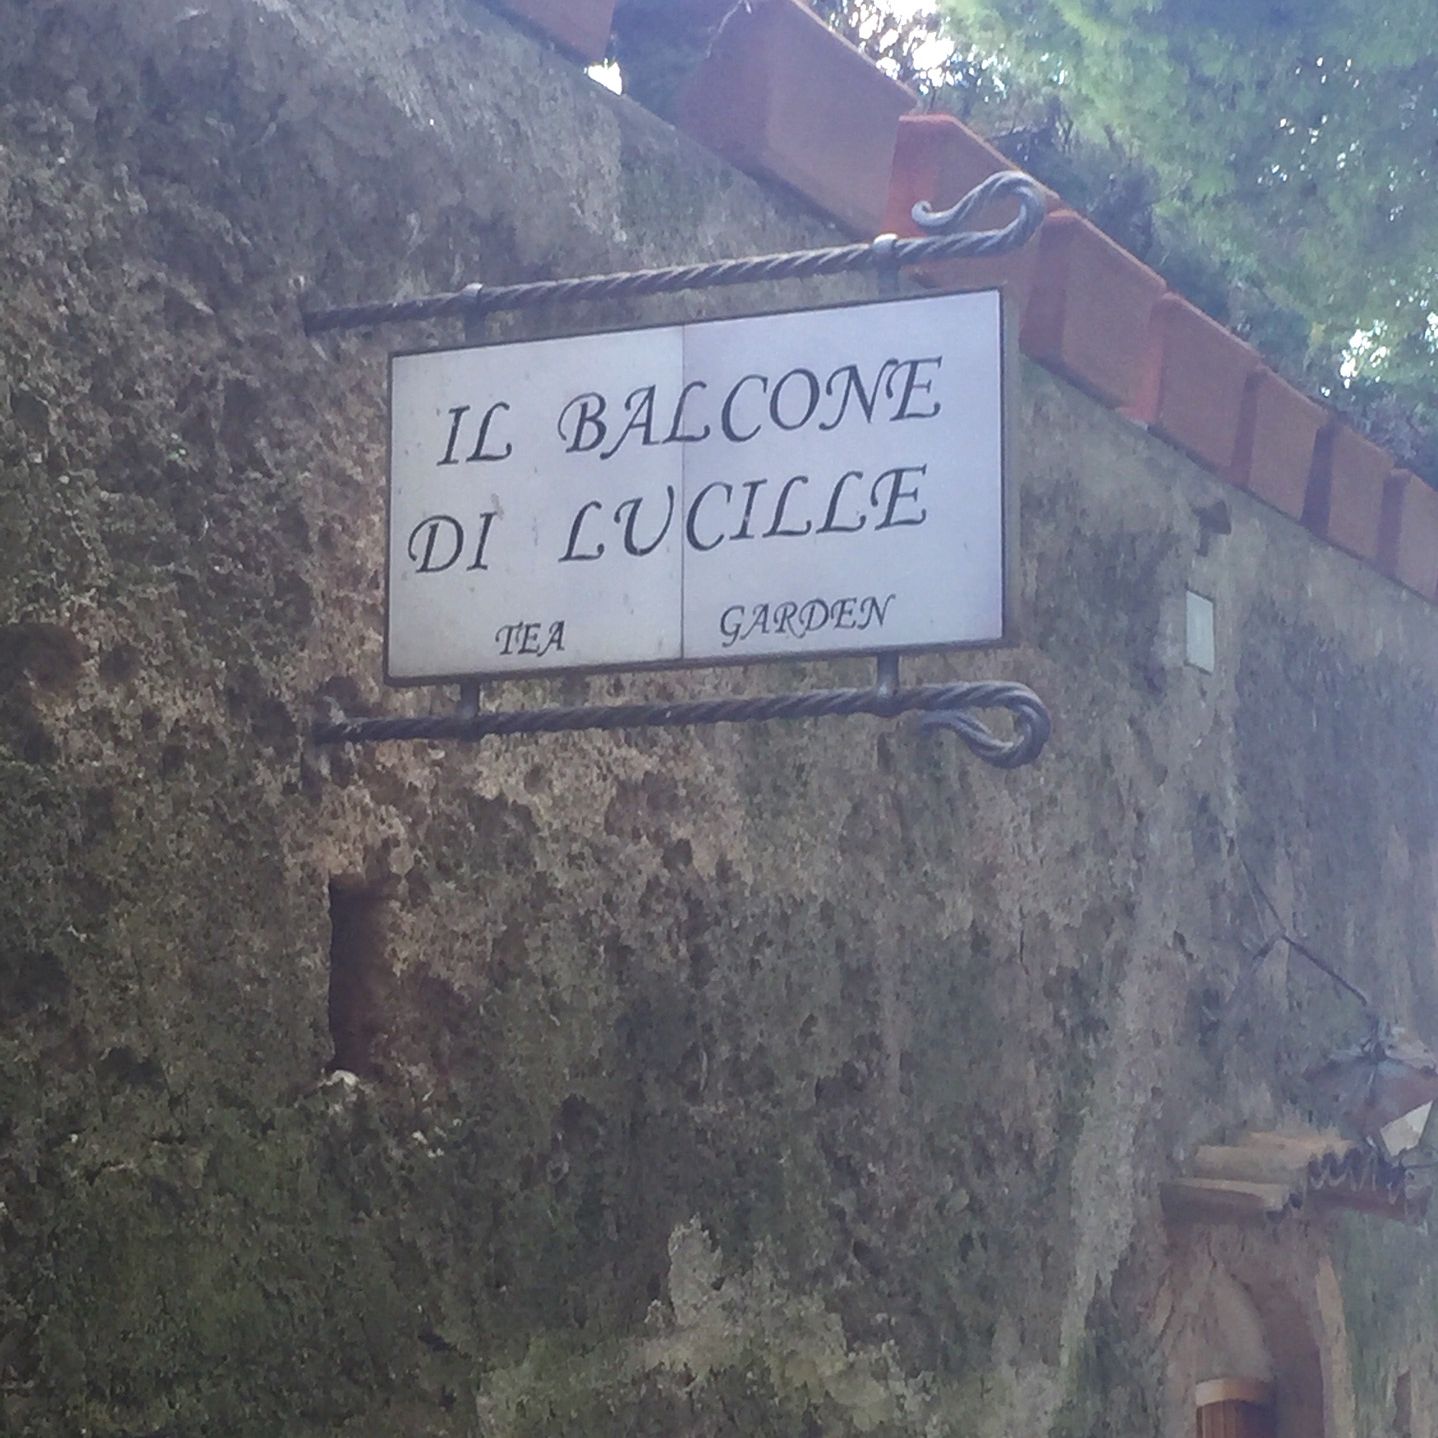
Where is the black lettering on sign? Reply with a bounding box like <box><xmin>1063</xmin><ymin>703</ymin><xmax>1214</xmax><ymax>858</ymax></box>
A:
<box><xmin>558</xmin><ymin>393</ymin><xmax>608</xmax><ymax>454</ymax></box>
<box><xmin>408</xmin><ymin>515</ymin><xmax>465</xmax><ymax>573</ymax></box>
<box><xmin>466</xmin><ymin>402</ymin><xmax>513</xmax><ymax>462</ymax></box>
<box><xmin>860</xmin><ymin>593</ymin><xmax>894</xmax><ymax>628</ymax></box>
<box><xmin>670</xmin><ymin>462</ymin><xmax>932</xmax><ymax>551</ymax></box>
<box><xmin>559</xmin><ymin>500</ymin><xmax>606</xmax><ymax>562</ymax></box>
<box><xmin>437</xmin><ymin>406</ymin><xmax>469</xmax><ymax>466</ymax></box>
<box><xmin>887</xmin><ymin>357</ymin><xmax>943</xmax><ymax>421</ymax></box>
<box><xmin>818</xmin><ymin>361</ymin><xmax>896</xmax><ymax>431</ymax></box>
<box><xmin>871</xmin><ymin>464</ymin><xmax>929</xmax><ymax>529</ymax></box>
<box><xmin>615</xmin><ymin>486</ymin><xmax>676</xmax><ymax>557</ymax></box>
<box><xmin>817</xmin><ymin>469</ymin><xmax>867</xmax><ymax>535</ymax></box>
<box><xmin>664</xmin><ymin>381</ymin><xmax>712</xmax><ymax>445</ymax></box>
<box><xmin>495</xmin><ymin>620</ymin><xmax>567</xmax><ymax>657</ymax></box>
<box><xmin>721</xmin><ymin>374</ymin><xmax>768</xmax><ymax>443</ymax></box>
<box><xmin>769</xmin><ymin>368</ymin><xmax>821</xmax><ymax>431</ymax></box>
<box><xmin>717</xmin><ymin>593</ymin><xmax>898</xmax><ymax>649</ymax></box>
<box><xmin>686</xmin><ymin>481</ymin><xmax>731</xmax><ymax>553</ymax></box>
<box><xmin>465</xmin><ymin>512</ymin><xmax>498</xmax><ymax>571</ymax></box>
<box><xmin>796</xmin><ymin>598</ymin><xmax>829</xmax><ymax>633</ymax></box>
<box><xmin>730</xmin><ymin>479</ymin><xmax>767</xmax><ymax>540</ymax></box>
<box><xmin>600</xmin><ymin>386</ymin><xmax>658</xmax><ymax>461</ymax></box>
<box><xmin>726</xmin><ymin>602</ymin><xmax>767</xmax><ymax>646</ymax></box>
<box><xmin>763</xmin><ymin>475</ymin><xmax>812</xmax><ymax>539</ymax></box>
<box><xmin>437</xmin><ymin>403</ymin><xmax>513</xmax><ymax>464</ymax></box>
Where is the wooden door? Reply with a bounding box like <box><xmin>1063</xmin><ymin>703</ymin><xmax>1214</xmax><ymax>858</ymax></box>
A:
<box><xmin>1196</xmin><ymin>1379</ymin><xmax>1275</xmax><ymax>1438</ymax></box>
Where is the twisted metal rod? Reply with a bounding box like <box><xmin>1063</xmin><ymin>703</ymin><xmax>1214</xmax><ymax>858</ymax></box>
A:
<box><xmin>305</xmin><ymin>175</ymin><xmax>1051</xmax><ymax>768</ymax></box>
<box><xmin>301</xmin><ymin>172</ymin><xmax>1046</xmax><ymax>334</ymax></box>
<box><xmin>313</xmin><ymin>681</ymin><xmax>1051</xmax><ymax>770</ymax></box>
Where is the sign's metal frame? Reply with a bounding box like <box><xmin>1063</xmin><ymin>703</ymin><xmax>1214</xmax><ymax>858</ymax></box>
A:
<box><xmin>303</xmin><ymin>172</ymin><xmax>1052</xmax><ymax>769</ymax></box>
<box><xmin>382</xmin><ymin>287</ymin><xmax>1017</xmax><ymax>688</ymax></box>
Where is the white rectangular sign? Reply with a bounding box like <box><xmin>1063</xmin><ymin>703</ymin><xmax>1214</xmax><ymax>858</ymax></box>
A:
<box><xmin>386</xmin><ymin>291</ymin><xmax>1008</xmax><ymax>684</ymax></box>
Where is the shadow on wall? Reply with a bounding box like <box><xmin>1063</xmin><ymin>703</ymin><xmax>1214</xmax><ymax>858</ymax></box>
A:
<box><xmin>327</xmin><ymin>879</ymin><xmax>394</xmax><ymax>1077</ymax></box>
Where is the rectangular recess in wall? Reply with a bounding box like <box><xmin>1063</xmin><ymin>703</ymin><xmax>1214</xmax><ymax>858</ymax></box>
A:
<box><xmin>326</xmin><ymin>881</ymin><xmax>391</xmax><ymax>1077</ymax></box>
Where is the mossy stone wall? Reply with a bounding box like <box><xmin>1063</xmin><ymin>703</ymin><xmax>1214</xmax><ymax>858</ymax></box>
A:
<box><xmin>2</xmin><ymin>2</ymin><xmax>1437</xmax><ymax>1433</ymax></box>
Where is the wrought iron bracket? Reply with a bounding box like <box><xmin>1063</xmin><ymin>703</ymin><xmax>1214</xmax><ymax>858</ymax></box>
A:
<box><xmin>303</xmin><ymin>173</ymin><xmax>1053</xmax><ymax>770</ymax></box>
<box><xmin>313</xmin><ymin>677</ymin><xmax>1050</xmax><ymax>769</ymax></box>
<box><xmin>300</xmin><ymin>171</ymin><xmax>1047</xmax><ymax>334</ymax></box>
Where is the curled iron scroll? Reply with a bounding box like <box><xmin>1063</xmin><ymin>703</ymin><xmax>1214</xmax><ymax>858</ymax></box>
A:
<box><xmin>910</xmin><ymin>170</ymin><xmax>1047</xmax><ymax>256</ymax></box>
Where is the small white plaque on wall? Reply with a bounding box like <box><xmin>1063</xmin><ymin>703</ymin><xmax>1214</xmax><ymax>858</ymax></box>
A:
<box><xmin>386</xmin><ymin>290</ymin><xmax>1010</xmax><ymax>684</ymax></box>
<box><xmin>1186</xmin><ymin>590</ymin><xmax>1216</xmax><ymax>673</ymax></box>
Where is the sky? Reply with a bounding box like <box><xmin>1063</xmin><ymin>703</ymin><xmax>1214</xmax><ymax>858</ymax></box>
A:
<box><xmin>590</xmin><ymin>0</ymin><xmax>955</xmax><ymax>94</ymax></box>
<box><xmin>874</xmin><ymin>0</ymin><xmax>957</xmax><ymax>78</ymax></box>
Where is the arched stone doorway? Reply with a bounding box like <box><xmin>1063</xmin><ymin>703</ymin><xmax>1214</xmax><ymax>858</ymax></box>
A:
<box><xmin>1157</xmin><ymin>1223</ymin><xmax>1354</xmax><ymax>1438</ymax></box>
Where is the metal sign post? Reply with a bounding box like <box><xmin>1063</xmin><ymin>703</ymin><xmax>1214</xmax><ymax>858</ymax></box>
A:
<box><xmin>304</xmin><ymin>173</ymin><xmax>1052</xmax><ymax>769</ymax></box>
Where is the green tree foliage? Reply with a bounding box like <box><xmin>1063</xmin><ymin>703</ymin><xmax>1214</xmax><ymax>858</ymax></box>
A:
<box><xmin>937</xmin><ymin>0</ymin><xmax>1438</xmax><ymax>473</ymax></box>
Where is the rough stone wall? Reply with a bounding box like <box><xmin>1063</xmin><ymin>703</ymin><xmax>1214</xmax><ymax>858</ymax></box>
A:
<box><xmin>1</xmin><ymin>1</ymin><xmax>1436</xmax><ymax>1435</ymax></box>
